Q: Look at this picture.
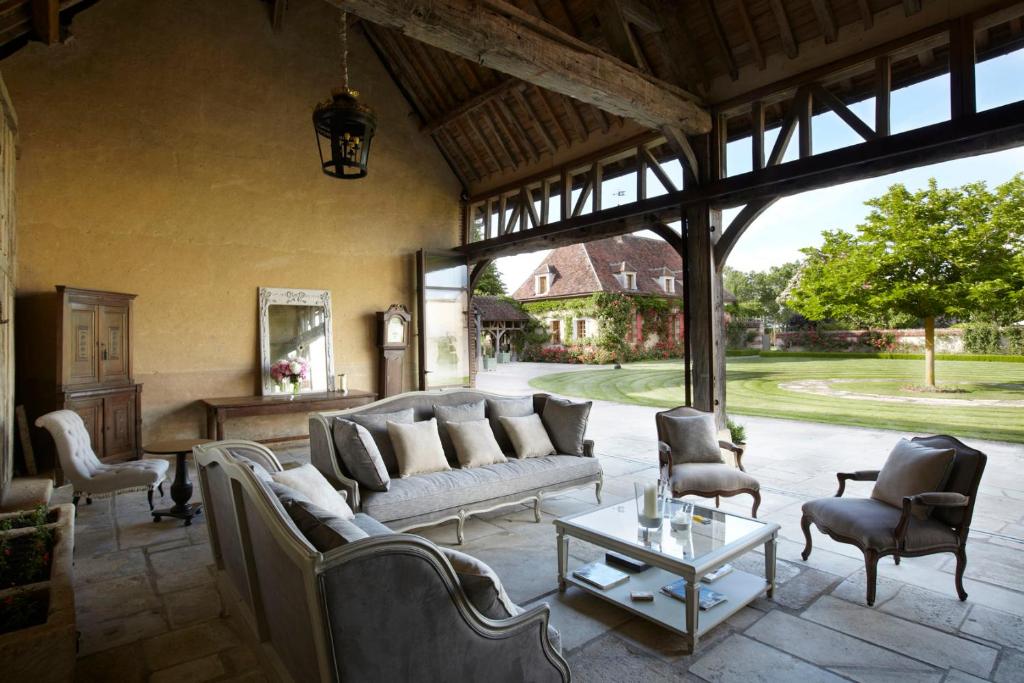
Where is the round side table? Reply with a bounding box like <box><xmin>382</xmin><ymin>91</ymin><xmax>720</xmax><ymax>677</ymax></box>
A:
<box><xmin>145</xmin><ymin>438</ymin><xmax>213</xmax><ymax>526</ymax></box>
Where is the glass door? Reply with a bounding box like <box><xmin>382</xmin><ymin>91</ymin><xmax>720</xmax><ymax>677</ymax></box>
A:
<box><xmin>417</xmin><ymin>250</ymin><xmax>470</xmax><ymax>390</ymax></box>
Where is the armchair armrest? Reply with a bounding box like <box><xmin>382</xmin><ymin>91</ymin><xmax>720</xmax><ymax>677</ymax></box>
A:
<box><xmin>835</xmin><ymin>470</ymin><xmax>880</xmax><ymax>497</ymax></box>
<box><xmin>583</xmin><ymin>439</ymin><xmax>595</xmax><ymax>458</ymax></box>
<box><xmin>895</xmin><ymin>492</ymin><xmax>970</xmax><ymax>548</ymax></box>
<box><xmin>658</xmin><ymin>441</ymin><xmax>672</xmax><ymax>471</ymax></box>
<box><xmin>718</xmin><ymin>440</ymin><xmax>747</xmax><ymax>471</ymax></box>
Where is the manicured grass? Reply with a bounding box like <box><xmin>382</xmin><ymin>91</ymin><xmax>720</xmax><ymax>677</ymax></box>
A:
<box><xmin>528</xmin><ymin>356</ymin><xmax>1024</xmax><ymax>443</ymax></box>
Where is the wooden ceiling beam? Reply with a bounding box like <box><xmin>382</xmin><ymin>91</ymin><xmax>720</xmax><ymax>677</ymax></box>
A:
<box><xmin>272</xmin><ymin>0</ymin><xmax>287</xmax><ymax>32</ymax></box>
<box><xmin>421</xmin><ymin>79</ymin><xmax>518</xmax><ymax>134</ymax></box>
<box><xmin>904</xmin><ymin>0</ymin><xmax>923</xmax><ymax>16</ymax></box>
<box><xmin>697</xmin><ymin>0</ymin><xmax>739</xmax><ymax>81</ymax></box>
<box><xmin>650</xmin><ymin>0</ymin><xmax>708</xmax><ymax>92</ymax></box>
<box><xmin>810</xmin><ymin>0</ymin><xmax>838</xmax><ymax>44</ymax></box>
<box><xmin>735</xmin><ymin>0</ymin><xmax>766</xmax><ymax>70</ymax></box>
<box><xmin>595</xmin><ymin>0</ymin><xmax>651</xmax><ymax>70</ymax></box>
<box><xmin>768</xmin><ymin>0</ymin><xmax>798</xmax><ymax>59</ymax></box>
<box><xmin>534</xmin><ymin>87</ymin><xmax>573</xmax><ymax>147</ymax></box>
<box><xmin>855</xmin><ymin>0</ymin><xmax>874</xmax><ymax>30</ymax></box>
<box><xmin>494</xmin><ymin>95</ymin><xmax>541</xmax><ymax>161</ymax></box>
<box><xmin>31</xmin><ymin>0</ymin><xmax>59</xmax><ymax>45</ymax></box>
<box><xmin>327</xmin><ymin>0</ymin><xmax>710</xmax><ymax>134</ymax></box>
<box><xmin>511</xmin><ymin>86</ymin><xmax>557</xmax><ymax>153</ymax></box>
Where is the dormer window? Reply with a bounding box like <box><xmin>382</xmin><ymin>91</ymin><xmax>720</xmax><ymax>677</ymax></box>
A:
<box><xmin>623</xmin><ymin>272</ymin><xmax>636</xmax><ymax>290</ymax></box>
<box><xmin>534</xmin><ymin>274</ymin><xmax>550</xmax><ymax>296</ymax></box>
<box><xmin>660</xmin><ymin>276</ymin><xmax>675</xmax><ymax>293</ymax></box>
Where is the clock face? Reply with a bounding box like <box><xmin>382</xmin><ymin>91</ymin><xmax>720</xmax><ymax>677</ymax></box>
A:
<box><xmin>386</xmin><ymin>316</ymin><xmax>406</xmax><ymax>345</ymax></box>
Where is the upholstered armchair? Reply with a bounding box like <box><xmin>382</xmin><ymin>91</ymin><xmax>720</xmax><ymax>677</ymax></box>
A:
<box><xmin>36</xmin><ymin>410</ymin><xmax>168</xmax><ymax>509</ymax></box>
<box><xmin>801</xmin><ymin>435</ymin><xmax>987</xmax><ymax>606</ymax></box>
<box><xmin>656</xmin><ymin>406</ymin><xmax>761</xmax><ymax>517</ymax></box>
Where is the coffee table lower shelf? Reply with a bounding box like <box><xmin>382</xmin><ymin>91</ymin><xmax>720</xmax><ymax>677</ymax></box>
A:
<box><xmin>564</xmin><ymin>562</ymin><xmax>768</xmax><ymax>637</ymax></box>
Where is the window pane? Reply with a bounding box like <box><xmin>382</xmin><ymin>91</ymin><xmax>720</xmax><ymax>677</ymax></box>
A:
<box><xmin>424</xmin><ymin>288</ymin><xmax>468</xmax><ymax>388</ymax></box>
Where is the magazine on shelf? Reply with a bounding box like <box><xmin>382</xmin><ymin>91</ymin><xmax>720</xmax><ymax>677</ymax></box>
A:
<box><xmin>660</xmin><ymin>578</ymin><xmax>728</xmax><ymax>610</ymax></box>
<box><xmin>701</xmin><ymin>564</ymin><xmax>734</xmax><ymax>583</ymax></box>
<box><xmin>572</xmin><ymin>562</ymin><xmax>630</xmax><ymax>590</ymax></box>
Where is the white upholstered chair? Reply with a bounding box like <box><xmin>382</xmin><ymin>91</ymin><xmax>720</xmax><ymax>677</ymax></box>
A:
<box><xmin>36</xmin><ymin>410</ymin><xmax>168</xmax><ymax>509</ymax></box>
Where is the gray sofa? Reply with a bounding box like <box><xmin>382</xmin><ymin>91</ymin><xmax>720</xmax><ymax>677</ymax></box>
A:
<box><xmin>194</xmin><ymin>440</ymin><xmax>570</xmax><ymax>683</ymax></box>
<box><xmin>309</xmin><ymin>389</ymin><xmax>603</xmax><ymax>543</ymax></box>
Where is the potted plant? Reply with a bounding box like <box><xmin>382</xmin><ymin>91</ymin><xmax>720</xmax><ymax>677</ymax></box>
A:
<box><xmin>497</xmin><ymin>349</ymin><xmax>511</xmax><ymax>364</ymax></box>
<box><xmin>482</xmin><ymin>355</ymin><xmax>497</xmax><ymax>370</ymax></box>
<box><xmin>726</xmin><ymin>419</ymin><xmax>747</xmax><ymax>447</ymax></box>
<box><xmin>0</xmin><ymin>503</ymin><xmax>76</xmax><ymax>682</ymax></box>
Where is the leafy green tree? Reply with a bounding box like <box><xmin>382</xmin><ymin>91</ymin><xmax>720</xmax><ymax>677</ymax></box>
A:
<box><xmin>472</xmin><ymin>263</ymin><xmax>507</xmax><ymax>296</ymax></box>
<box><xmin>724</xmin><ymin>261</ymin><xmax>801</xmax><ymax>325</ymax></box>
<box><xmin>787</xmin><ymin>175</ymin><xmax>1024</xmax><ymax>386</ymax></box>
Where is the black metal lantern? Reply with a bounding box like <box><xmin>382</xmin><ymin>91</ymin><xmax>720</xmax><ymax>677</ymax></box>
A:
<box><xmin>313</xmin><ymin>12</ymin><xmax>376</xmax><ymax>179</ymax></box>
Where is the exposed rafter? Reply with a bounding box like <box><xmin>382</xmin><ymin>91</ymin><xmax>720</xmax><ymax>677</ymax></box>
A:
<box><xmin>272</xmin><ymin>0</ymin><xmax>287</xmax><ymax>32</ymax></box>
<box><xmin>421</xmin><ymin>78</ymin><xmax>517</xmax><ymax>134</ymax></box>
<box><xmin>595</xmin><ymin>0</ymin><xmax>650</xmax><ymax>70</ymax></box>
<box><xmin>768</xmin><ymin>0</ymin><xmax>798</xmax><ymax>58</ymax></box>
<box><xmin>735</xmin><ymin>0</ymin><xmax>766</xmax><ymax>70</ymax></box>
<box><xmin>697</xmin><ymin>0</ymin><xmax>738</xmax><ymax>81</ymax></box>
<box><xmin>31</xmin><ymin>0</ymin><xmax>59</xmax><ymax>44</ymax></box>
<box><xmin>328</xmin><ymin>0</ymin><xmax>710</xmax><ymax>133</ymax></box>
<box><xmin>810</xmin><ymin>0</ymin><xmax>837</xmax><ymax>44</ymax></box>
<box><xmin>855</xmin><ymin>0</ymin><xmax>874</xmax><ymax>30</ymax></box>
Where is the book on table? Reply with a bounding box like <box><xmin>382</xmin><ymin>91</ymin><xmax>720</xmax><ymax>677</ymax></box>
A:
<box><xmin>572</xmin><ymin>562</ymin><xmax>630</xmax><ymax>590</ymax></box>
<box><xmin>660</xmin><ymin>578</ymin><xmax>728</xmax><ymax>610</ymax></box>
<box><xmin>701</xmin><ymin>564</ymin><xmax>734</xmax><ymax>583</ymax></box>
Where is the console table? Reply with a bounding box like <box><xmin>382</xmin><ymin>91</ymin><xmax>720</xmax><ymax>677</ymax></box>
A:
<box><xmin>201</xmin><ymin>390</ymin><xmax>376</xmax><ymax>442</ymax></box>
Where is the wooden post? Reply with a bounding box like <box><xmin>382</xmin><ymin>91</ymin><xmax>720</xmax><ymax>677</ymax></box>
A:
<box><xmin>685</xmin><ymin>203</ymin><xmax>718</xmax><ymax>418</ymax></box>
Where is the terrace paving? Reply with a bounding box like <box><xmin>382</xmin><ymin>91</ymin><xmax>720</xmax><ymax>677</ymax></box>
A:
<box><xmin>65</xmin><ymin>361</ymin><xmax>1024</xmax><ymax>681</ymax></box>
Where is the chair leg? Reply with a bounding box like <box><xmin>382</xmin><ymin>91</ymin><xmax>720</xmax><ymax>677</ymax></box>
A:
<box><xmin>533</xmin><ymin>495</ymin><xmax>543</xmax><ymax>523</ymax></box>
<box><xmin>864</xmin><ymin>549</ymin><xmax>879</xmax><ymax>607</ymax></box>
<box><xmin>595</xmin><ymin>477</ymin><xmax>603</xmax><ymax>504</ymax></box>
<box><xmin>955</xmin><ymin>547</ymin><xmax>969</xmax><ymax>601</ymax></box>
<box><xmin>158</xmin><ymin>482</ymin><xmax>165</xmax><ymax>497</ymax></box>
<box><xmin>86</xmin><ymin>497</ymin><xmax>93</xmax><ymax>505</ymax></box>
<box><xmin>894</xmin><ymin>555</ymin><xmax>901</xmax><ymax>565</ymax></box>
<box><xmin>800</xmin><ymin>514</ymin><xmax>813</xmax><ymax>560</ymax></box>
<box><xmin>147</xmin><ymin>488</ymin><xmax>155</xmax><ymax>511</ymax></box>
<box><xmin>72</xmin><ymin>494</ymin><xmax>80</xmax><ymax>508</ymax></box>
<box><xmin>715</xmin><ymin>495</ymin><xmax>720</xmax><ymax>508</ymax></box>
<box><xmin>456</xmin><ymin>511</ymin><xmax>466</xmax><ymax>545</ymax></box>
<box><xmin>750</xmin><ymin>490</ymin><xmax>761</xmax><ymax>518</ymax></box>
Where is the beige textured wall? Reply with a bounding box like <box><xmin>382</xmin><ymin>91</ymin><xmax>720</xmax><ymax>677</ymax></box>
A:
<box><xmin>4</xmin><ymin>0</ymin><xmax>461</xmax><ymax>441</ymax></box>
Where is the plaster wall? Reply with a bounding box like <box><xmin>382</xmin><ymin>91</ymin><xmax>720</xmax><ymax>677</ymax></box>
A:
<box><xmin>3</xmin><ymin>0</ymin><xmax>461</xmax><ymax>441</ymax></box>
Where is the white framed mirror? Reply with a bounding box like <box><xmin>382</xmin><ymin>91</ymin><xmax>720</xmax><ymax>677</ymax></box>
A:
<box><xmin>259</xmin><ymin>287</ymin><xmax>335</xmax><ymax>395</ymax></box>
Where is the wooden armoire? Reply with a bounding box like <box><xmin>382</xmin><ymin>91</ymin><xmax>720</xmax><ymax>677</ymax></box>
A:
<box><xmin>16</xmin><ymin>286</ymin><xmax>142</xmax><ymax>472</ymax></box>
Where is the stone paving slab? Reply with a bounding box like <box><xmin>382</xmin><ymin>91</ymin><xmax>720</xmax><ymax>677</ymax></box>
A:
<box><xmin>690</xmin><ymin>633</ymin><xmax>849</xmax><ymax>682</ymax></box>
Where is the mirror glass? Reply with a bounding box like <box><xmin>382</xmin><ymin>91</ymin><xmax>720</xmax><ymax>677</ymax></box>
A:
<box><xmin>268</xmin><ymin>305</ymin><xmax>329</xmax><ymax>392</ymax></box>
<box><xmin>259</xmin><ymin>288</ymin><xmax>335</xmax><ymax>395</ymax></box>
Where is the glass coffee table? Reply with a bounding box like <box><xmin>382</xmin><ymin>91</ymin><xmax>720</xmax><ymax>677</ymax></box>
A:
<box><xmin>554</xmin><ymin>498</ymin><xmax>779</xmax><ymax>651</ymax></box>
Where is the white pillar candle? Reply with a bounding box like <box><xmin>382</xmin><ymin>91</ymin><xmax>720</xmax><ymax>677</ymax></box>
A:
<box><xmin>643</xmin><ymin>483</ymin><xmax>657</xmax><ymax>518</ymax></box>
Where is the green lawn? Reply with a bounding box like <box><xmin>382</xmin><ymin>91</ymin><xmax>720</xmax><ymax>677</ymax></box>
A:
<box><xmin>528</xmin><ymin>356</ymin><xmax>1024</xmax><ymax>443</ymax></box>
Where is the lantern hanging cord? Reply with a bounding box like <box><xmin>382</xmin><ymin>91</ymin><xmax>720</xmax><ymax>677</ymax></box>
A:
<box><xmin>340</xmin><ymin>11</ymin><xmax>349</xmax><ymax>91</ymax></box>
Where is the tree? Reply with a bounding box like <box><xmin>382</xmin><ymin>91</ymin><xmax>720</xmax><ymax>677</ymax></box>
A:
<box><xmin>723</xmin><ymin>261</ymin><xmax>801</xmax><ymax>325</ymax></box>
<box><xmin>472</xmin><ymin>262</ymin><xmax>507</xmax><ymax>295</ymax></box>
<box><xmin>786</xmin><ymin>175</ymin><xmax>1024</xmax><ymax>386</ymax></box>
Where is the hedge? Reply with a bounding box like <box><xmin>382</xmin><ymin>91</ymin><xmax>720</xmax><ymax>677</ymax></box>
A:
<box><xmin>754</xmin><ymin>350</ymin><xmax>1024</xmax><ymax>363</ymax></box>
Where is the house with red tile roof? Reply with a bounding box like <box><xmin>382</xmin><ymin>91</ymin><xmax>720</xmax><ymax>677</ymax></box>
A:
<box><xmin>511</xmin><ymin>235</ymin><xmax>685</xmax><ymax>347</ymax></box>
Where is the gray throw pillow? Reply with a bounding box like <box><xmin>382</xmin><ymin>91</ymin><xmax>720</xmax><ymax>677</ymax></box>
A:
<box><xmin>662</xmin><ymin>413</ymin><xmax>724</xmax><ymax>464</ymax></box>
<box><xmin>486</xmin><ymin>396</ymin><xmax>535</xmax><ymax>453</ymax></box>
<box><xmin>285</xmin><ymin>499</ymin><xmax>369</xmax><ymax>552</ymax></box>
<box><xmin>348</xmin><ymin>408</ymin><xmax>415</xmax><ymax>476</ymax></box>
<box><xmin>442</xmin><ymin>547</ymin><xmax>521</xmax><ymax>620</ymax></box>
<box><xmin>332</xmin><ymin>418</ymin><xmax>391</xmax><ymax>492</ymax></box>
<box><xmin>499</xmin><ymin>414</ymin><xmax>556</xmax><ymax>459</ymax></box>
<box><xmin>871</xmin><ymin>438</ymin><xmax>955</xmax><ymax>519</ymax></box>
<box><xmin>541</xmin><ymin>397</ymin><xmax>592</xmax><ymax>455</ymax></box>
<box><xmin>434</xmin><ymin>400</ymin><xmax>486</xmax><ymax>464</ymax></box>
<box><xmin>447</xmin><ymin>419</ymin><xmax>507</xmax><ymax>468</ymax></box>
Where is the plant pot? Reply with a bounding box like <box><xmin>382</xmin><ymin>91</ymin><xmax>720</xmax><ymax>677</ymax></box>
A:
<box><xmin>482</xmin><ymin>356</ymin><xmax>497</xmax><ymax>370</ymax></box>
<box><xmin>0</xmin><ymin>504</ymin><xmax>76</xmax><ymax>682</ymax></box>
<box><xmin>497</xmin><ymin>352</ymin><xmax>511</xmax><ymax>364</ymax></box>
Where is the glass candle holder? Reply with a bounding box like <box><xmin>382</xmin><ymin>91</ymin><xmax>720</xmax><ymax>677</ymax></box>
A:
<box><xmin>634</xmin><ymin>481</ymin><xmax>663</xmax><ymax>530</ymax></box>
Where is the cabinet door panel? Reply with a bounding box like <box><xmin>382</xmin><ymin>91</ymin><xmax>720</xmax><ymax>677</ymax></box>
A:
<box><xmin>103</xmin><ymin>391</ymin><xmax>136</xmax><ymax>460</ymax></box>
<box><xmin>99</xmin><ymin>305</ymin><xmax>130</xmax><ymax>384</ymax></box>
<box><xmin>67</xmin><ymin>303</ymin><xmax>99</xmax><ymax>386</ymax></box>
<box><xmin>66</xmin><ymin>397</ymin><xmax>103</xmax><ymax>455</ymax></box>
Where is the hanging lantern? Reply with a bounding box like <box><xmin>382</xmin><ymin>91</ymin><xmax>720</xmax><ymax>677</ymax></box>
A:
<box><xmin>313</xmin><ymin>12</ymin><xmax>377</xmax><ymax>179</ymax></box>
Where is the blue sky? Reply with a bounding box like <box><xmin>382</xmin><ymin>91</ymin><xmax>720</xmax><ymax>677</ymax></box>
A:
<box><xmin>496</xmin><ymin>48</ymin><xmax>1024</xmax><ymax>290</ymax></box>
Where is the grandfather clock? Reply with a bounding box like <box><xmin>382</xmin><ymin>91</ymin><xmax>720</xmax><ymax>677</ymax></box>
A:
<box><xmin>377</xmin><ymin>304</ymin><xmax>411</xmax><ymax>399</ymax></box>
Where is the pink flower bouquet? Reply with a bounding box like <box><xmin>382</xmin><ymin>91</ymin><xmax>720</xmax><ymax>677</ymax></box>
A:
<box><xmin>270</xmin><ymin>358</ymin><xmax>309</xmax><ymax>386</ymax></box>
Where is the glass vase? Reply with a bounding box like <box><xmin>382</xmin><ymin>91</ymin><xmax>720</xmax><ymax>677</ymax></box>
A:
<box><xmin>633</xmin><ymin>481</ymin><xmax>664</xmax><ymax>530</ymax></box>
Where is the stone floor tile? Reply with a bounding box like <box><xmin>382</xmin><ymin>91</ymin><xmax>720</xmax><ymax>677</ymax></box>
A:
<box><xmin>960</xmin><ymin>604</ymin><xmax>1024</xmax><ymax>649</ymax></box>
<box><xmin>149</xmin><ymin>654</ymin><xmax>225</xmax><ymax>683</ymax></box>
<box><xmin>78</xmin><ymin>608</ymin><xmax>168</xmax><ymax>656</ymax></box>
<box><xmin>73</xmin><ymin>641</ymin><xmax>148</xmax><ymax>682</ymax></box>
<box><xmin>148</xmin><ymin>542</ymin><xmax>213</xmax><ymax>576</ymax></box>
<box><xmin>994</xmin><ymin>648</ymin><xmax>1024</xmax><ymax>683</ymax></box>
<box><xmin>689</xmin><ymin>633</ymin><xmax>847</xmax><ymax>683</ymax></box>
<box><xmin>831</xmin><ymin>569</ymin><xmax>902</xmax><ymax>607</ymax></box>
<box><xmin>523</xmin><ymin>589</ymin><xmax>632</xmax><ymax>652</ymax></box>
<box><xmin>155</xmin><ymin>565</ymin><xmax>215</xmax><ymax>594</ymax></box>
<box><xmin>876</xmin><ymin>583</ymin><xmax>972</xmax><ymax>633</ymax></box>
<box><xmin>725</xmin><ymin>605</ymin><xmax>768</xmax><ymax>631</ymax></box>
<box><xmin>876</xmin><ymin>557</ymin><xmax>1024</xmax><ymax>617</ymax></box>
<box><xmin>772</xmin><ymin>567</ymin><xmax>840</xmax><ymax>611</ymax></box>
<box><xmin>801</xmin><ymin>595</ymin><xmax>998</xmax><ymax>677</ymax></box>
<box><xmin>142</xmin><ymin>621</ymin><xmax>241</xmax><ymax>671</ymax></box>
<box><xmin>938</xmin><ymin>541</ymin><xmax>1024</xmax><ymax>593</ymax></box>
<box><xmin>76</xmin><ymin>574</ymin><xmax>161</xmax><ymax>625</ymax></box>
<box><xmin>164</xmin><ymin>584</ymin><xmax>224</xmax><ymax>628</ymax></box>
<box><xmin>217</xmin><ymin>645</ymin><xmax>263</xmax><ymax>676</ymax></box>
<box><xmin>746</xmin><ymin>610</ymin><xmax>941</xmax><ymax>683</ymax></box>
<box><xmin>540</xmin><ymin>494</ymin><xmax>600</xmax><ymax>517</ymax></box>
<box><xmin>566</xmin><ymin>632</ymin><xmax>679</xmax><ymax>682</ymax></box>
<box><xmin>944</xmin><ymin>670</ymin><xmax>992</xmax><ymax>683</ymax></box>
<box><xmin>74</xmin><ymin>547</ymin><xmax>147</xmax><ymax>584</ymax></box>
<box><xmin>117</xmin><ymin>520</ymin><xmax>191</xmax><ymax>550</ymax></box>
<box><xmin>612</xmin><ymin>611</ymin><xmax>734</xmax><ymax>663</ymax></box>
<box><xmin>775</xmin><ymin>537</ymin><xmax>865</xmax><ymax>578</ymax></box>
<box><xmin>74</xmin><ymin>528</ymin><xmax>118</xmax><ymax>556</ymax></box>
<box><xmin>416</xmin><ymin>515</ymin><xmax>505</xmax><ymax>545</ymax></box>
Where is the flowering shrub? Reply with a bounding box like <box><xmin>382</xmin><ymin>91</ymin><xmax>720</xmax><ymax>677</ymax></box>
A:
<box><xmin>521</xmin><ymin>340</ymin><xmax>685</xmax><ymax>364</ymax></box>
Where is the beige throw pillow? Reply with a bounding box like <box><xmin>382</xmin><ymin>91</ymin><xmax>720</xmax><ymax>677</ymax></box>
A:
<box><xmin>387</xmin><ymin>419</ymin><xmax>451</xmax><ymax>478</ymax></box>
<box><xmin>871</xmin><ymin>438</ymin><xmax>955</xmax><ymax>519</ymax></box>
<box><xmin>498</xmin><ymin>414</ymin><xmax>556</xmax><ymax>459</ymax></box>
<box><xmin>271</xmin><ymin>464</ymin><xmax>354</xmax><ymax>520</ymax></box>
<box><xmin>662</xmin><ymin>413</ymin><xmax>724</xmax><ymax>464</ymax></box>
<box><xmin>447</xmin><ymin>419</ymin><xmax>507</xmax><ymax>468</ymax></box>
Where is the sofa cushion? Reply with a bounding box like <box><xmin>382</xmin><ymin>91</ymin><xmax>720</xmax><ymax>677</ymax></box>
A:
<box><xmin>871</xmin><ymin>439</ymin><xmax>955</xmax><ymax>520</ymax></box>
<box><xmin>360</xmin><ymin>455</ymin><xmax>602</xmax><ymax>523</ymax></box>
<box><xmin>668</xmin><ymin>463</ymin><xmax>760</xmax><ymax>495</ymax></box>
<box><xmin>388</xmin><ymin>419</ymin><xmax>451</xmax><ymax>478</ymax></box>
<box><xmin>500</xmin><ymin>414</ymin><xmax>557</xmax><ymax>459</ymax></box>
<box><xmin>351</xmin><ymin>514</ymin><xmax>394</xmax><ymax>537</ymax></box>
<box><xmin>348</xmin><ymin>408</ymin><xmax>415</xmax><ymax>476</ymax></box>
<box><xmin>434</xmin><ymin>400</ymin><xmax>486</xmax><ymax>464</ymax></box>
<box><xmin>442</xmin><ymin>547</ymin><xmax>521</xmax><ymax>620</ymax></box>
<box><xmin>287</xmin><ymin>500</ymin><xmax>369</xmax><ymax>552</ymax></box>
<box><xmin>448</xmin><ymin>419</ymin><xmax>507</xmax><ymax>469</ymax></box>
<box><xmin>332</xmin><ymin>418</ymin><xmax>390</xmax><ymax>492</ymax></box>
<box><xmin>542</xmin><ymin>397</ymin><xmax>591</xmax><ymax>456</ymax></box>
<box><xmin>272</xmin><ymin>464</ymin><xmax>354</xmax><ymax>520</ymax></box>
<box><xmin>486</xmin><ymin>396</ymin><xmax>535</xmax><ymax>453</ymax></box>
<box><xmin>662</xmin><ymin>413</ymin><xmax>724</xmax><ymax>464</ymax></box>
<box><xmin>802</xmin><ymin>497</ymin><xmax>958</xmax><ymax>553</ymax></box>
